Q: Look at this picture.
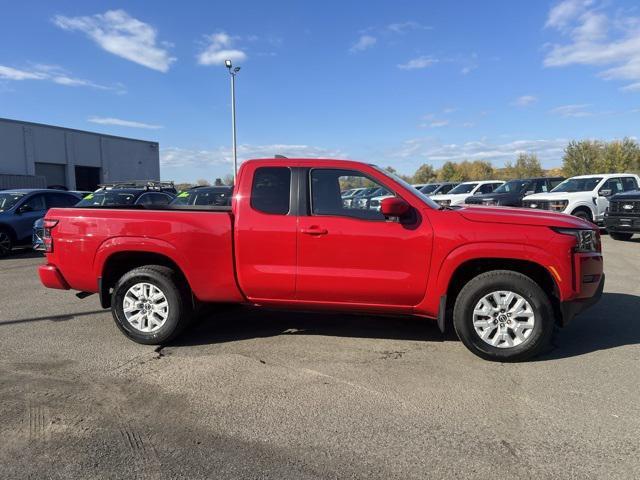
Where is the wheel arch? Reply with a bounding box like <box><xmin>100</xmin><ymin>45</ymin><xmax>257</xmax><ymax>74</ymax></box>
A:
<box><xmin>99</xmin><ymin>251</ymin><xmax>191</xmax><ymax>308</ymax></box>
<box><xmin>0</xmin><ymin>222</ymin><xmax>17</xmax><ymax>240</ymax></box>
<box><xmin>570</xmin><ymin>203</ymin><xmax>595</xmax><ymax>220</ymax></box>
<box><xmin>442</xmin><ymin>257</ymin><xmax>561</xmax><ymax>330</ymax></box>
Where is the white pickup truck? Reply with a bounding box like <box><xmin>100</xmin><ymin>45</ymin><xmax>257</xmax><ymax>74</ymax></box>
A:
<box><xmin>522</xmin><ymin>173</ymin><xmax>640</xmax><ymax>224</ymax></box>
<box><xmin>430</xmin><ymin>180</ymin><xmax>505</xmax><ymax>207</ymax></box>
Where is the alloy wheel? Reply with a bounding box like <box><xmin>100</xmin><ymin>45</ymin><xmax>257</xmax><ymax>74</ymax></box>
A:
<box><xmin>472</xmin><ymin>290</ymin><xmax>535</xmax><ymax>348</ymax></box>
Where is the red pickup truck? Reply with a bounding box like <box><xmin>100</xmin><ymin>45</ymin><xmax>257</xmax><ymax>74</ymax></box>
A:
<box><xmin>38</xmin><ymin>158</ymin><xmax>604</xmax><ymax>361</ymax></box>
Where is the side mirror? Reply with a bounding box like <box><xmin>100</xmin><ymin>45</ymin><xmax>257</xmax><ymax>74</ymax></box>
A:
<box><xmin>381</xmin><ymin>197</ymin><xmax>410</xmax><ymax>218</ymax></box>
<box><xmin>599</xmin><ymin>188</ymin><xmax>612</xmax><ymax>197</ymax></box>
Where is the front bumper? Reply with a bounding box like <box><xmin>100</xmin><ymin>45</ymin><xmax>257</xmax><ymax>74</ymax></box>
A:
<box><xmin>604</xmin><ymin>215</ymin><xmax>640</xmax><ymax>233</ymax></box>
<box><xmin>38</xmin><ymin>264</ymin><xmax>70</xmax><ymax>290</ymax></box>
<box><xmin>560</xmin><ymin>273</ymin><xmax>604</xmax><ymax>326</ymax></box>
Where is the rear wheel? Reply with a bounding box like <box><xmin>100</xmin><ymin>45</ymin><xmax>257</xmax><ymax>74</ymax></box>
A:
<box><xmin>0</xmin><ymin>229</ymin><xmax>13</xmax><ymax>257</ymax></box>
<box><xmin>609</xmin><ymin>232</ymin><xmax>633</xmax><ymax>241</ymax></box>
<box><xmin>453</xmin><ymin>270</ymin><xmax>554</xmax><ymax>362</ymax></box>
<box><xmin>111</xmin><ymin>265</ymin><xmax>192</xmax><ymax>345</ymax></box>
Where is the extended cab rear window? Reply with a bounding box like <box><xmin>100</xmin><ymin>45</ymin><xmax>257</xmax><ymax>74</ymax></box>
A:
<box><xmin>251</xmin><ymin>167</ymin><xmax>291</xmax><ymax>215</ymax></box>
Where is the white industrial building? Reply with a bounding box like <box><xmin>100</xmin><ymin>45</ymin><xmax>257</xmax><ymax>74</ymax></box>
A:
<box><xmin>0</xmin><ymin>117</ymin><xmax>160</xmax><ymax>191</ymax></box>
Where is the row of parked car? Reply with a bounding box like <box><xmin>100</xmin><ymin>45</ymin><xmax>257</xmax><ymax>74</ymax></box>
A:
<box><xmin>341</xmin><ymin>172</ymin><xmax>640</xmax><ymax>241</ymax></box>
<box><xmin>0</xmin><ymin>182</ymin><xmax>233</xmax><ymax>256</ymax></box>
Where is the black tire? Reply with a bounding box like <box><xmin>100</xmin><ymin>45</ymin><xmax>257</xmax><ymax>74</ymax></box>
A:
<box><xmin>111</xmin><ymin>265</ymin><xmax>192</xmax><ymax>345</ymax></box>
<box><xmin>572</xmin><ymin>209</ymin><xmax>592</xmax><ymax>223</ymax></box>
<box><xmin>609</xmin><ymin>232</ymin><xmax>633</xmax><ymax>241</ymax></box>
<box><xmin>0</xmin><ymin>228</ymin><xmax>13</xmax><ymax>257</ymax></box>
<box><xmin>453</xmin><ymin>270</ymin><xmax>554</xmax><ymax>362</ymax></box>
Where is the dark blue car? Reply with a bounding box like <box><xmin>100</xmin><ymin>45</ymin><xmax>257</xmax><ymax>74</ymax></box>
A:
<box><xmin>0</xmin><ymin>189</ymin><xmax>81</xmax><ymax>256</ymax></box>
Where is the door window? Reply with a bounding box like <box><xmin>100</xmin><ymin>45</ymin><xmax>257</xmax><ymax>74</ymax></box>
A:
<box><xmin>478</xmin><ymin>183</ymin><xmax>496</xmax><ymax>194</ymax></box>
<box><xmin>46</xmin><ymin>193</ymin><xmax>79</xmax><ymax>207</ymax></box>
<box><xmin>251</xmin><ymin>167</ymin><xmax>291</xmax><ymax>215</ymax></box>
<box><xmin>534</xmin><ymin>180</ymin><xmax>548</xmax><ymax>193</ymax></box>
<box><xmin>622</xmin><ymin>177</ymin><xmax>639</xmax><ymax>191</ymax></box>
<box><xmin>137</xmin><ymin>192</ymin><xmax>173</xmax><ymax>205</ymax></box>
<box><xmin>310</xmin><ymin>169</ymin><xmax>390</xmax><ymax>220</ymax></box>
<box><xmin>21</xmin><ymin>194</ymin><xmax>46</xmax><ymax>212</ymax></box>
<box><xmin>600</xmin><ymin>178</ymin><xmax>624</xmax><ymax>196</ymax></box>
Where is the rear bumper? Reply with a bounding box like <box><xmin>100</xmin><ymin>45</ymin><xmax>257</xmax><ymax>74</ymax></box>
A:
<box><xmin>560</xmin><ymin>273</ymin><xmax>604</xmax><ymax>326</ymax></box>
<box><xmin>38</xmin><ymin>264</ymin><xmax>70</xmax><ymax>290</ymax></box>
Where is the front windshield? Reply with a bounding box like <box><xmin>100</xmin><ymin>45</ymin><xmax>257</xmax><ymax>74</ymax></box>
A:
<box><xmin>449</xmin><ymin>183</ymin><xmax>478</xmax><ymax>194</ymax></box>
<box><xmin>171</xmin><ymin>188</ymin><xmax>232</xmax><ymax>206</ymax></box>
<box><xmin>552</xmin><ymin>177</ymin><xmax>602</xmax><ymax>193</ymax></box>
<box><xmin>0</xmin><ymin>192</ymin><xmax>27</xmax><ymax>211</ymax></box>
<box><xmin>419</xmin><ymin>184</ymin><xmax>440</xmax><ymax>194</ymax></box>
<box><xmin>372</xmin><ymin>166</ymin><xmax>440</xmax><ymax>209</ymax></box>
<box><xmin>493</xmin><ymin>180</ymin><xmax>530</xmax><ymax>194</ymax></box>
<box><xmin>76</xmin><ymin>191</ymin><xmax>137</xmax><ymax>207</ymax></box>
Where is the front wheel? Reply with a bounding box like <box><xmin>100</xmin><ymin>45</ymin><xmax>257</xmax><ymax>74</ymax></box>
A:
<box><xmin>609</xmin><ymin>232</ymin><xmax>633</xmax><ymax>241</ymax></box>
<box><xmin>111</xmin><ymin>265</ymin><xmax>192</xmax><ymax>345</ymax></box>
<box><xmin>0</xmin><ymin>229</ymin><xmax>13</xmax><ymax>257</ymax></box>
<box><xmin>453</xmin><ymin>270</ymin><xmax>554</xmax><ymax>362</ymax></box>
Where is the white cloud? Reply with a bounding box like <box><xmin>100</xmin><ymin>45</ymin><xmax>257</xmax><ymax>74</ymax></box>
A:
<box><xmin>543</xmin><ymin>1</ymin><xmax>640</xmax><ymax>91</ymax></box>
<box><xmin>88</xmin><ymin>116</ymin><xmax>162</xmax><ymax>129</ymax></box>
<box><xmin>511</xmin><ymin>95</ymin><xmax>538</xmax><ymax>107</ymax></box>
<box><xmin>398</xmin><ymin>56</ymin><xmax>438</xmax><ymax>70</ymax></box>
<box><xmin>161</xmin><ymin>144</ymin><xmax>344</xmax><ymax>168</ymax></box>
<box><xmin>0</xmin><ymin>65</ymin><xmax>47</xmax><ymax>81</ymax></box>
<box><xmin>53</xmin><ymin>10</ymin><xmax>175</xmax><ymax>72</ymax></box>
<box><xmin>0</xmin><ymin>63</ymin><xmax>124</xmax><ymax>92</ymax></box>
<box><xmin>549</xmin><ymin>104</ymin><xmax>593</xmax><ymax>117</ymax></box>
<box><xmin>545</xmin><ymin>0</ymin><xmax>593</xmax><ymax>29</ymax></box>
<box><xmin>349</xmin><ymin>34</ymin><xmax>377</xmax><ymax>53</ymax></box>
<box><xmin>390</xmin><ymin>137</ymin><xmax>568</xmax><ymax>167</ymax></box>
<box><xmin>386</xmin><ymin>21</ymin><xmax>431</xmax><ymax>34</ymax></box>
<box><xmin>197</xmin><ymin>32</ymin><xmax>247</xmax><ymax>66</ymax></box>
<box><xmin>429</xmin><ymin>120</ymin><xmax>449</xmax><ymax>128</ymax></box>
<box><xmin>621</xmin><ymin>82</ymin><xmax>640</xmax><ymax>92</ymax></box>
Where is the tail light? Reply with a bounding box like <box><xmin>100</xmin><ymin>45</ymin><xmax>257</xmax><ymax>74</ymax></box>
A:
<box><xmin>43</xmin><ymin>219</ymin><xmax>59</xmax><ymax>253</ymax></box>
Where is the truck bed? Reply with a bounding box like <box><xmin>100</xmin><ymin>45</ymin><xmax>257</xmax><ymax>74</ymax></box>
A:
<box><xmin>45</xmin><ymin>207</ymin><xmax>244</xmax><ymax>303</ymax></box>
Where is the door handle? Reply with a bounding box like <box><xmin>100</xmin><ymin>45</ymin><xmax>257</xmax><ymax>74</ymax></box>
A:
<box><xmin>301</xmin><ymin>226</ymin><xmax>328</xmax><ymax>235</ymax></box>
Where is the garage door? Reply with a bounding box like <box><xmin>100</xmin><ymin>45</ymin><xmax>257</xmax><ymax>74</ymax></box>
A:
<box><xmin>35</xmin><ymin>162</ymin><xmax>66</xmax><ymax>188</ymax></box>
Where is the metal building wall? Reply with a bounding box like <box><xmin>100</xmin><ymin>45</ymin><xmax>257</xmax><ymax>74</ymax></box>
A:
<box><xmin>0</xmin><ymin>117</ymin><xmax>160</xmax><ymax>190</ymax></box>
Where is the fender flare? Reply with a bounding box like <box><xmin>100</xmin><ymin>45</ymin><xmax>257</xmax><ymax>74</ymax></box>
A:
<box><xmin>93</xmin><ymin>236</ymin><xmax>194</xmax><ymax>301</ymax></box>
<box><xmin>421</xmin><ymin>242</ymin><xmax>562</xmax><ymax>317</ymax></box>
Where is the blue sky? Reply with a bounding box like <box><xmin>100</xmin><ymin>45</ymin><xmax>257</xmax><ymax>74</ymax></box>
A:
<box><xmin>1</xmin><ymin>0</ymin><xmax>639</xmax><ymax>182</ymax></box>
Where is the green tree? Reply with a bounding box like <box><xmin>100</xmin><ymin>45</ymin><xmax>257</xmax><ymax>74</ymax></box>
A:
<box><xmin>504</xmin><ymin>153</ymin><xmax>544</xmax><ymax>179</ymax></box>
<box><xmin>413</xmin><ymin>163</ymin><xmax>437</xmax><ymax>183</ymax></box>
<box><xmin>562</xmin><ymin>140</ymin><xmax>603</xmax><ymax>176</ymax></box>
<box><xmin>467</xmin><ymin>160</ymin><xmax>494</xmax><ymax>180</ymax></box>
<box><xmin>601</xmin><ymin>138</ymin><xmax>640</xmax><ymax>173</ymax></box>
<box><xmin>437</xmin><ymin>161</ymin><xmax>458</xmax><ymax>181</ymax></box>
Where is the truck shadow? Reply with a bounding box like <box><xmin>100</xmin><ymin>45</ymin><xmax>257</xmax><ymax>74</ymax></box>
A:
<box><xmin>175</xmin><ymin>307</ymin><xmax>450</xmax><ymax>347</ymax></box>
<box><xmin>538</xmin><ymin>292</ymin><xmax>640</xmax><ymax>361</ymax></box>
<box><xmin>175</xmin><ymin>292</ymin><xmax>640</xmax><ymax>360</ymax></box>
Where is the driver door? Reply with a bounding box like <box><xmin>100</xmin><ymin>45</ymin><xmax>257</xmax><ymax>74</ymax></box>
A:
<box><xmin>296</xmin><ymin>168</ymin><xmax>431</xmax><ymax>306</ymax></box>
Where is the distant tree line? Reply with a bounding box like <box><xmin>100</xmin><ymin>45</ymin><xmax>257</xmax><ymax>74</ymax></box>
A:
<box><xmin>174</xmin><ymin>138</ymin><xmax>640</xmax><ymax>188</ymax></box>
<box><xmin>387</xmin><ymin>137</ymin><xmax>640</xmax><ymax>184</ymax></box>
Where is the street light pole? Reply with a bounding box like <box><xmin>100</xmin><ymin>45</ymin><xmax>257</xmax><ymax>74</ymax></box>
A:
<box><xmin>225</xmin><ymin>60</ymin><xmax>241</xmax><ymax>184</ymax></box>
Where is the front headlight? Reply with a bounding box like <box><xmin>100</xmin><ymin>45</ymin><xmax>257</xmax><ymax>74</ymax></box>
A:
<box><xmin>553</xmin><ymin>228</ymin><xmax>600</xmax><ymax>253</ymax></box>
<box><xmin>549</xmin><ymin>200</ymin><xmax>568</xmax><ymax>212</ymax></box>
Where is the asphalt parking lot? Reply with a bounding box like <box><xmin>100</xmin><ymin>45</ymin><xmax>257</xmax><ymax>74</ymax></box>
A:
<box><xmin>1</xmin><ymin>236</ymin><xmax>639</xmax><ymax>480</ymax></box>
